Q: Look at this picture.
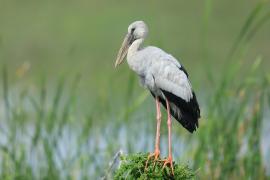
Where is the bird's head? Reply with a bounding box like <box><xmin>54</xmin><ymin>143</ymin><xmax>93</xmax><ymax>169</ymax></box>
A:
<box><xmin>115</xmin><ymin>21</ymin><xmax>148</xmax><ymax>68</ymax></box>
<box><xmin>128</xmin><ymin>21</ymin><xmax>148</xmax><ymax>40</ymax></box>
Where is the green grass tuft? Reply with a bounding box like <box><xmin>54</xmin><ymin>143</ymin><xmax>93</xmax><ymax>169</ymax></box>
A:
<box><xmin>114</xmin><ymin>153</ymin><xmax>195</xmax><ymax>180</ymax></box>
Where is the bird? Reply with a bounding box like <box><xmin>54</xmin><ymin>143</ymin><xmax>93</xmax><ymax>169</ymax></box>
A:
<box><xmin>114</xmin><ymin>21</ymin><xmax>200</xmax><ymax>175</ymax></box>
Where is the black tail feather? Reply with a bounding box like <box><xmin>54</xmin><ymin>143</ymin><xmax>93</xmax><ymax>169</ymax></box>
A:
<box><xmin>150</xmin><ymin>90</ymin><xmax>200</xmax><ymax>133</ymax></box>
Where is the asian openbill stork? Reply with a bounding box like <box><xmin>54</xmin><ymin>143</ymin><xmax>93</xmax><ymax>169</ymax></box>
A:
<box><xmin>114</xmin><ymin>21</ymin><xmax>200</xmax><ymax>175</ymax></box>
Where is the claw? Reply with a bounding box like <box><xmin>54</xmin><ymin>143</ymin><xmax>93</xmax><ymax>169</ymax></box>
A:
<box><xmin>144</xmin><ymin>150</ymin><xmax>160</xmax><ymax>170</ymax></box>
<box><xmin>162</xmin><ymin>155</ymin><xmax>174</xmax><ymax>175</ymax></box>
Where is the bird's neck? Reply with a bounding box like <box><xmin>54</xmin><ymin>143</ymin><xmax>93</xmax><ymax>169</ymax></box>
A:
<box><xmin>127</xmin><ymin>39</ymin><xmax>144</xmax><ymax>59</ymax></box>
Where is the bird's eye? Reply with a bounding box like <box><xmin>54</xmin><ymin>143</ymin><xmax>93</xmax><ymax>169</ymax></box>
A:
<box><xmin>131</xmin><ymin>28</ymin><xmax>135</xmax><ymax>33</ymax></box>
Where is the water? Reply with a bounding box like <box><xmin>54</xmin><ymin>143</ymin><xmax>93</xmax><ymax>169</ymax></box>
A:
<box><xmin>262</xmin><ymin>114</ymin><xmax>270</xmax><ymax>176</ymax></box>
<box><xmin>0</xmin><ymin>112</ymin><xmax>269</xmax><ymax>178</ymax></box>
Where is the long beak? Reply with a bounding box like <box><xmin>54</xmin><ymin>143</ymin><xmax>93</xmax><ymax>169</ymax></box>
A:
<box><xmin>114</xmin><ymin>33</ymin><xmax>133</xmax><ymax>68</ymax></box>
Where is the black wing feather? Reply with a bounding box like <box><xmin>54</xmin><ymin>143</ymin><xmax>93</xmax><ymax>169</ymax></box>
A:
<box><xmin>179</xmin><ymin>66</ymin><xmax>189</xmax><ymax>77</ymax></box>
<box><xmin>150</xmin><ymin>90</ymin><xmax>200</xmax><ymax>133</ymax></box>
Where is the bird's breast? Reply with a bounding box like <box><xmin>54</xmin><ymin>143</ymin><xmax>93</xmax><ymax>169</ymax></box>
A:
<box><xmin>139</xmin><ymin>72</ymin><xmax>160</xmax><ymax>94</ymax></box>
<box><xmin>127</xmin><ymin>47</ymin><xmax>162</xmax><ymax>92</ymax></box>
<box><xmin>127</xmin><ymin>54</ymin><xmax>147</xmax><ymax>76</ymax></box>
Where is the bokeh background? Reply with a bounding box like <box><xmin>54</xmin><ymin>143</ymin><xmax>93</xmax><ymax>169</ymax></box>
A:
<box><xmin>0</xmin><ymin>0</ymin><xmax>269</xmax><ymax>179</ymax></box>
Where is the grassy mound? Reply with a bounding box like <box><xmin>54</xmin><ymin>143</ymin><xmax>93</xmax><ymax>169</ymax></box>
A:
<box><xmin>114</xmin><ymin>153</ymin><xmax>195</xmax><ymax>180</ymax></box>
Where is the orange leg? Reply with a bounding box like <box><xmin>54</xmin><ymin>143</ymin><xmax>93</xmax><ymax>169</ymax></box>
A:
<box><xmin>162</xmin><ymin>98</ymin><xmax>174</xmax><ymax>175</ymax></box>
<box><xmin>145</xmin><ymin>96</ymin><xmax>162</xmax><ymax>168</ymax></box>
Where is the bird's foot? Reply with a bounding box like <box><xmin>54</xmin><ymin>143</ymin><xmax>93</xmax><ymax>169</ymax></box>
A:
<box><xmin>162</xmin><ymin>155</ymin><xmax>174</xmax><ymax>175</ymax></box>
<box><xmin>144</xmin><ymin>149</ymin><xmax>160</xmax><ymax>170</ymax></box>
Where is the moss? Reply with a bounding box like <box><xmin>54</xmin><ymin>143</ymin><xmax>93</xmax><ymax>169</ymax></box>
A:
<box><xmin>114</xmin><ymin>153</ymin><xmax>195</xmax><ymax>180</ymax></box>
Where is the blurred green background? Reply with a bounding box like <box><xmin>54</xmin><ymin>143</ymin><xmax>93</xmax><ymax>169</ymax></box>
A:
<box><xmin>0</xmin><ymin>0</ymin><xmax>269</xmax><ymax>179</ymax></box>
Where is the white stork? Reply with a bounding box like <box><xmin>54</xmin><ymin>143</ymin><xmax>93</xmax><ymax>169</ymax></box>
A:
<box><xmin>114</xmin><ymin>21</ymin><xmax>200</xmax><ymax>175</ymax></box>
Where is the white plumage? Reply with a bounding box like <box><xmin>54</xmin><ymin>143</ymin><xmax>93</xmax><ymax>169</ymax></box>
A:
<box><xmin>128</xmin><ymin>46</ymin><xmax>193</xmax><ymax>102</ymax></box>
<box><xmin>114</xmin><ymin>21</ymin><xmax>200</xmax><ymax>174</ymax></box>
<box><xmin>115</xmin><ymin>20</ymin><xmax>200</xmax><ymax>132</ymax></box>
